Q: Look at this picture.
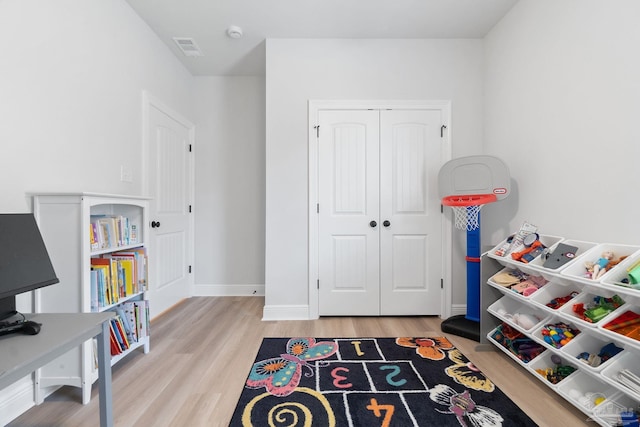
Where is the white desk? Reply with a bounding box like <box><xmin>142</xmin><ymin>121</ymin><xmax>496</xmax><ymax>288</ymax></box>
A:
<box><xmin>0</xmin><ymin>312</ymin><xmax>115</xmax><ymax>427</ymax></box>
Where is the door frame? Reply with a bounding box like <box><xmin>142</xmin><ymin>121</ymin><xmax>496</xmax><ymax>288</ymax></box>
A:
<box><xmin>141</xmin><ymin>91</ymin><xmax>196</xmax><ymax>301</ymax></box>
<box><xmin>308</xmin><ymin>99</ymin><xmax>452</xmax><ymax>319</ymax></box>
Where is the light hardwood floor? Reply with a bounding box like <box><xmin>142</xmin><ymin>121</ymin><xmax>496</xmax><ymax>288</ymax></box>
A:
<box><xmin>8</xmin><ymin>297</ymin><xmax>590</xmax><ymax>426</ymax></box>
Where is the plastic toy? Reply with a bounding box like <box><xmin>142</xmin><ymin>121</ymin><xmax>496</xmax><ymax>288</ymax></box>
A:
<box><xmin>546</xmin><ymin>291</ymin><xmax>580</xmax><ymax>309</ymax></box>
<box><xmin>535</xmin><ymin>354</ymin><xmax>576</xmax><ymax>384</ymax></box>
<box><xmin>511</xmin><ymin>233</ymin><xmax>546</xmax><ymax>262</ymax></box>
<box><xmin>540</xmin><ymin>322</ymin><xmax>580</xmax><ymax>348</ymax></box>
<box><xmin>572</xmin><ymin>295</ymin><xmax>625</xmax><ymax>323</ymax></box>
<box><xmin>593</xmin><ymin>251</ymin><xmax>614</xmax><ymax>279</ymax></box>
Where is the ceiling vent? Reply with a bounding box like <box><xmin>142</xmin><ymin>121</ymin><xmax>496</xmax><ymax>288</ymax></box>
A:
<box><xmin>173</xmin><ymin>37</ymin><xmax>204</xmax><ymax>57</ymax></box>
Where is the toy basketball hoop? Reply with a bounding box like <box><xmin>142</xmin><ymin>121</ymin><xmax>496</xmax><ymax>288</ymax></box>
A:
<box><xmin>438</xmin><ymin>156</ymin><xmax>511</xmax><ymax>339</ymax></box>
<box><xmin>442</xmin><ymin>193</ymin><xmax>497</xmax><ymax>231</ymax></box>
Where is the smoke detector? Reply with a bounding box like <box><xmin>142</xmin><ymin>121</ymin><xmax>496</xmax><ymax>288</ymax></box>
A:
<box><xmin>226</xmin><ymin>26</ymin><xmax>243</xmax><ymax>39</ymax></box>
<box><xmin>172</xmin><ymin>37</ymin><xmax>204</xmax><ymax>57</ymax></box>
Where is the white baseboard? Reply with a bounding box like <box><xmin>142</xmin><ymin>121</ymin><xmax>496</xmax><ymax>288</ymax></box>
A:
<box><xmin>262</xmin><ymin>304</ymin><xmax>310</xmax><ymax>321</ymax></box>
<box><xmin>193</xmin><ymin>284</ymin><xmax>265</xmax><ymax>296</ymax></box>
<box><xmin>450</xmin><ymin>304</ymin><xmax>467</xmax><ymax>317</ymax></box>
<box><xmin>0</xmin><ymin>377</ymin><xmax>34</xmax><ymax>426</ymax></box>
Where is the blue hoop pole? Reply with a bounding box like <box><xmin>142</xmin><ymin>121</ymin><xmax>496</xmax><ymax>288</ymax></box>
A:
<box><xmin>465</xmin><ymin>208</ymin><xmax>481</xmax><ymax>322</ymax></box>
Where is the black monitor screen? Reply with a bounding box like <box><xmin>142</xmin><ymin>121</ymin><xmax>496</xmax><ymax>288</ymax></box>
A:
<box><xmin>0</xmin><ymin>214</ymin><xmax>59</xmax><ymax>320</ymax></box>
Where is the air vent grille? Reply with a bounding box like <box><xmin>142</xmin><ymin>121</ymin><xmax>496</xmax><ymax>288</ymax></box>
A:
<box><xmin>173</xmin><ymin>37</ymin><xmax>203</xmax><ymax>57</ymax></box>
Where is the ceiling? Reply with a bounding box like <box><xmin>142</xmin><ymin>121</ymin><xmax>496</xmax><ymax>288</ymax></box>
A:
<box><xmin>124</xmin><ymin>0</ymin><xmax>519</xmax><ymax>76</ymax></box>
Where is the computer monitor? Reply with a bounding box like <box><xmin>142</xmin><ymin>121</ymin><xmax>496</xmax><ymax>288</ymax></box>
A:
<box><xmin>0</xmin><ymin>213</ymin><xmax>59</xmax><ymax>322</ymax></box>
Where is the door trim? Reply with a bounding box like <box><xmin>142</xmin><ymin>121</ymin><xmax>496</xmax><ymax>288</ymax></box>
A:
<box><xmin>308</xmin><ymin>100</ymin><xmax>453</xmax><ymax>319</ymax></box>
<box><xmin>141</xmin><ymin>91</ymin><xmax>196</xmax><ymax>300</ymax></box>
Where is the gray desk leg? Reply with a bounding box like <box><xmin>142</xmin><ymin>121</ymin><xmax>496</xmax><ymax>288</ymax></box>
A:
<box><xmin>97</xmin><ymin>321</ymin><xmax>113</xmax><ymax>427</ymax></box>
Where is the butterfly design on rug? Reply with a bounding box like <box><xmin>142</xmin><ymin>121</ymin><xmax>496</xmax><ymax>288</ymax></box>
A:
<box><xmin>445</xmin><ymin>349</ymin><xmax>495</xmax><ymax>392</ymax></box>
<box><xmin>430</xmin><ymin>384</ymin><xmax>503</xmax><ymax>427</ymax></box>
<box><xmin>246</xmin><ymin>337</ymin><xmax>338</xmax><ymax>397</ymax></box>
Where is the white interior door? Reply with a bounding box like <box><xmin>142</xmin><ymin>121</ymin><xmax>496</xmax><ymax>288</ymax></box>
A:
<box><xmin>318</xmin><ymin>110</ymin><xmax>380</xmax><ymax>315</ymax></box>
<box><xmin>318</xmin><ymin>109</ymin><xmax>442</xmax><ymax>316</ymax></box>
<box><xmin>379</xmin><ymin>110</ymin><xmax>442</xmax><ymax>315</ymax></box>
<box><xmin>146</xmin><ymin>101</ymin><xmax>193</xmax><ymax>318</ymax></box>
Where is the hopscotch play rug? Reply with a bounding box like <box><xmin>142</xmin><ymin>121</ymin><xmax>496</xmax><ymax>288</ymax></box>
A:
<box><xmin>229</xmin><ymin>337</ymin><xmax>537</xmax><ymax>426</ymax></box>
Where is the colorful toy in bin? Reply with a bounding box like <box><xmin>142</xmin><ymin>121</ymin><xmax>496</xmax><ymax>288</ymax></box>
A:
<box><xmin>491</xmin><ymin>323</ymin><xmax>544</xmax><ymax>363</ymax></box>
<box><xmin>535</xmin><ymin>354</ymin><xmax>576</xmax><ymax>385</ymax></box>
<box><xmin>603</xmin><ymin>310</ymin><xmax>640</xmax><ymax>340</ymax></box>
<box><xmin>572</xmin><ymin>294</ymin><xmax>625</xmax><ymax>323</ymax></box>
<box><xmin>576</xmin><ymin>342</ymin><xmax>623</xmax><ymax>368</ymax></box>
<box><xmin>540</xmin><ymin>322</ymin><xmax>580</xmax><ymax>348</ymax></box>
<box><xmin>546</xmin><ymin>291</ymin><xmax>580</xmax><ymax>309</ymax></box>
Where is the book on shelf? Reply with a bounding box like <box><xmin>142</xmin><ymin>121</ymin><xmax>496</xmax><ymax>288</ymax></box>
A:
<box><xmin>90</xmin><ymin>248</ymin><xmax>147</xmax><ymax>309</ymax></box>
<box><xmin>89</xmin><ymin>214</ymin><xmax>139</xmax><ymax>250</ymax></box>
<box><xmin>115</xmin><ymin>306</ymin><xmax>137</xmax><ymax>344</ymax></box>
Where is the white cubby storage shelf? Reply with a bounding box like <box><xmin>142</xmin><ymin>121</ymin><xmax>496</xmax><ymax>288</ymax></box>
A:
<box><xmin>484</xmin><ymin>235</ymin><xmax>640</xmax><ymax>427</ymax></box>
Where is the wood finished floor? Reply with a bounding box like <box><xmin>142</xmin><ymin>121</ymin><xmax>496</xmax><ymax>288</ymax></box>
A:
<box><xmin>8</xmin><ymin>297</ymin><xmax>590</xmax><ymax>426</ymax></box>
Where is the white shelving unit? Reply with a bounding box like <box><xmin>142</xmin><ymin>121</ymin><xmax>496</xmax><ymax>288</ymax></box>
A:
<box><xmin>32</xmin><ymin>193</ymin><xmax>151</xmax><ymax>404</ymax></box>
<box><xmin>482</xmin><ymin>235</ymin><xmax>640</xmax><ymax>427</ymax></box>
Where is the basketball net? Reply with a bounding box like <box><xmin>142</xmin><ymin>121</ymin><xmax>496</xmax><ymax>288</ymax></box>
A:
<box><xmin>451</xmin><ymin>205</ymin><xmax>483</xmax><ymax>231</ymax></box>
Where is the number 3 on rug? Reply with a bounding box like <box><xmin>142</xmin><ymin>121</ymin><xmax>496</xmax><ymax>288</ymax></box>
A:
<box><xmin>366</xmin><ymin>398</ymin><xmax>395</xmax><ymax>427</ymax></box>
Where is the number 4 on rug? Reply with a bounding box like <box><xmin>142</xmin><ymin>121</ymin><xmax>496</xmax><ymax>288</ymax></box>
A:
<box><xmin>367</xmin><ymin>398</ymin><xmax>395</xmax><ymax>427</ymax></box>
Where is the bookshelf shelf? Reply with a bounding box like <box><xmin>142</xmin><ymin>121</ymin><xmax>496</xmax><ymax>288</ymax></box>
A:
<box><xmin>32</xmin><ymin>193</ymin><xmax>151</xmax><ymax>405</ymax></box>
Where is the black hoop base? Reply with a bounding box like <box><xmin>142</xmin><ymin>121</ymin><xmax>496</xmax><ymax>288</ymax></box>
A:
<box><xmin>440</xmin><ymin>315</ymin><xmax>480</xmax><ymax>342</ymax></box>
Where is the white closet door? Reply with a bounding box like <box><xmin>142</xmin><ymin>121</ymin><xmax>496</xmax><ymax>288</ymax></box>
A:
<box><xmin>379</xmin><ymin>110</ymin><xmax>442</xmax><ymax>315</ymax></box>
<box><xmin>317</xmin><ymin>109</ymin><xmax>443</xmax><ymax>316</ymax></box>
<box><xmin>318</xmin><ymin>110</ymin><xmax>380</xmax><ymax>315</ymax></box>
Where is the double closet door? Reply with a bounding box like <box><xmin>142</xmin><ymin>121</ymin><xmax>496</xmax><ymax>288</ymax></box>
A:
<box><xmin>318</xmin><ymin>109</ymin><xmax>443</xmax><ymax>316</ymax></box>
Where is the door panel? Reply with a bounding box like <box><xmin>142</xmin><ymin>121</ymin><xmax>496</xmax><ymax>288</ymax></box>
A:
<box><xmin>147</xmin><ymin>105</ymin><xmax>192</xmax><ymax>318</ymax></box>
<box><xmin>318</xmin><ymin>110</ymin><xmax>380</xmax><ymax>315</ymax></box>
<box><xmin>380</xmin><ymin>110</ymin><xmax>442</xmax><ymax>315</ymax></box>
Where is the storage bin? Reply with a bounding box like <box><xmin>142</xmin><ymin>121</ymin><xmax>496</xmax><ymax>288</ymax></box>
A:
<box><xmin>487</xmin><ymin>267</ymin><xmax>549</xmax><ymax>301</ymax></box>
<box><xmin>592</xmin><ymin>392</ymin><xmax>640</xmax><ymax>427</ymax></box>
<box><xmin>528</xmin><ymin>351</ymin><xmax>579</xmax><ymax>388</ymax></box>
<box><xmin>557</xmin><ymin>370</ymin><xmax>618</xmax><ymax>416</ymax></box>
<box><xmin>560</xmin><ymin>243</ymin><xmax>640</xmax><ymax>287</ymax></box>
<box><xmin>600</xmin><ymin>349</ymin><xmax>640</xmax><ymax>401</ymax></box>
<box><xmin>562</xmin><ymin>332</ymin><xmax>625</xmax><ymax>373</ymax></box>
<box><xmin>601</xmin><ymin>251</ymin><xmax>640</xmax><ymax>296</ymax></box>
<box><xmin>532</xmin><ymin>316</ymin><xmax>582</xmax><ymax>351</ymax></box>
<box><xmin>557</xmin><ymin>291</ymin><xmax>626</xmax><ymax>329</ymax></box>
<box><xmin>489</xmin><ymin>233</ymin><xmax>564</xmax><ymax>272</ymax></box>
<box><xmin>526</xmin><ymin>239</ymin><xmax>598</xmax><ymax>281</ymax></box>
<box><xmin>487</xmin><ymin>296</ymin><xmax>549</xmax><ymax>333</ymax></box>
<box><xmin>487</xmin><ymin>324</ymin><xmax>546</xmax><ymax>365</ymax></box>
<box><xmin>530</xmin><ymin>281</ymin><xmax>583</xmax><ymax>311</ymax></box>
<box><xmin>599</xmin><ymin>304</ymin><xmax>640</xmax><ymax>351</ymax></box>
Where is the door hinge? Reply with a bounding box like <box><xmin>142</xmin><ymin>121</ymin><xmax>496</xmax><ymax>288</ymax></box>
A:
<box><xmin>189</xmin><ymin>265</ymin><xmax>192</xmax><ymax>273</ymax></box>
<box><xmin>441</xmin><ymin>278</ymin><xmax>444</xmax><ymax>289</ymax></box>
<box><xmin>441</xmin><ymin>125</ymin><xmax>447</xmax><ymax>138</ymax></box>
<box><xmin>441</xmin><ymin>204</ymin><xmax>443</xmax><ymax>213</ymax></box>
<box><xmin>189</xmin><ymin>205</ymin><xmax>192</xmax><ymax>213</ymax></box>
<box><xmin>317</xmin><ymin>279</ymin><xmax>319</xmax><ymax>289</ymax></box>
<box><xmin>314</xmin><ymin>125</ymin><xmax>320</xmax><ymax>138</ymax></box>
<box><xmin>317</xmin><ymin>203</ymin><xmax>319</xmax><ymax>213</ymax></box>
<box><xmin>189</xmin><ymin>144</ymin><xmax>192</xmax><ymax>152</ymax></box>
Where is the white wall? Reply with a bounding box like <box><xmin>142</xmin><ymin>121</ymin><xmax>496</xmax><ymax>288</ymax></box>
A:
<box><xmin>483</xmin><ymin>0</ymin><xmax>640</xmax><ymax>247</ymax></box>
<box><xmin>264</xmin><ymin>39</ymin><xmax>485</xmax><ymax>317</ymax></box>
<box><xmin>0</xmin><ymin>0</ymin><xmax>194</xmax><ymax>423</ymax></box>
<box><xmin>192</xmin><ymin>76</ymin><xmax>266</xmax><ymax>295</ymax></box>
<box><xmin>0</xmin><ymin>0</ymin><xmax>194</xmax><ymax>213</ymax></box>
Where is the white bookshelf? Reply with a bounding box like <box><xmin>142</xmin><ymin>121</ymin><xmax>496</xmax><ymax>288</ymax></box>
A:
<box><xmin>32</xmin><ymin>193</ymin><xmax>151</xmax><ymax>404</ymax></box>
